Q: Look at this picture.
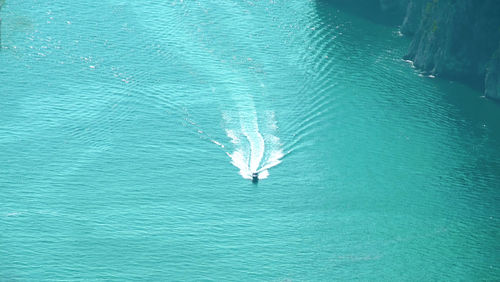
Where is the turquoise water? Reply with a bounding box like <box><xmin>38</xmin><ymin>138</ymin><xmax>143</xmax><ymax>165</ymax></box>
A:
<box><xmin>1</xmin><ymin>0</ymin><xmax>500</xmax><ymax>280</ymax></box>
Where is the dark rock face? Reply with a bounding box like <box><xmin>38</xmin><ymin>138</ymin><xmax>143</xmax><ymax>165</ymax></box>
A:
<box><xmin>402</xmin><ymin>0</ymin><xmax>500</xmax><ymax>97</ymax></box>
<box><xmin>400</xmin><ymin>0</ymin><xmax>429</xmax><ymax>36</ymax></box>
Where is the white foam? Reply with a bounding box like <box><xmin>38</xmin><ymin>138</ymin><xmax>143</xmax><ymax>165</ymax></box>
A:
<box><xmin>224</xmin><ymin>108</ymin><xmax>284</xmax><ymax>180</ymax></box>
<box><xmin>227</xmin><ymin>150</ymin><xmax>252</xmax><ymax>179</ymax></box>
<box><xmin>239</xmin><ymin>110</ymin><xmax>265</xmax><ymax>173</ymax></box>
<box><xmin>211</xmin><ymin>139</ymin><xmax>224</xmax><ymax>148</ymax></box>
<box><xmin>225</xmin><ymin>129</ymin><xmax>240</xmax><ymax>144</ymax></box>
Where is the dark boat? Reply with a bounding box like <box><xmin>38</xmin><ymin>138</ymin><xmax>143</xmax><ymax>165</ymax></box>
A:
<box><xmin>252</xmin><ymin>172</ymin><xmax>259</xmax><ymax>183</ymax></box>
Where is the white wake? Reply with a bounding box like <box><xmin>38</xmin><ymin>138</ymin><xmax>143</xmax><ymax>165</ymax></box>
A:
<box><xmin>224</xmin><ymin>105</ymin><xmax>284</xmax><ymax>180</ymax></box>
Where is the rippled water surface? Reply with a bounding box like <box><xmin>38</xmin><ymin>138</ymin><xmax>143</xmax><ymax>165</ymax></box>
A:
<box><xmin>1</xmin><ymin>0</ymin><xmax>500</xmax><ymax>280</ymax></box>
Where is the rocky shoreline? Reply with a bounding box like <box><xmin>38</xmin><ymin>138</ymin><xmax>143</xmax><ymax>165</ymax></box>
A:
<box><xmin>327</xmin><ymin>0</ymin><xmax>500</xmax><ymax>101</ymax></box>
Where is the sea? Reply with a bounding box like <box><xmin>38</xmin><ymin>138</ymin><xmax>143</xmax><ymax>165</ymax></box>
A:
<box><xmin>1</xmin><ymin>0</ymin><xmax>499</xmax><ymax>280</ymax></box>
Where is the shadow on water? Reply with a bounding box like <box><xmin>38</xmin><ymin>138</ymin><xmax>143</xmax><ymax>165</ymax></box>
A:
<box><xmin>315</xmin><ymin>0</ymin><xmax>500</xmax><ymax>125</ymax></box>
<box><xmin>314</xmin><ymin>0</ymin><xmax>500</xmax><ymax>186</ymax></box>
<box><xmin>314</xmin><ymin>0</ymin><xmax>406</xmax><ymax>26</ymax></box>
<box><xmin>433</xmin><ymin>78</ymin><xmax>500</xmax><ymax>141</ymax></box>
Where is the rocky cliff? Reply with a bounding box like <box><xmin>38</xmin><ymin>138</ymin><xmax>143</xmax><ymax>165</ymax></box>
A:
<box><xmin>402</xmin><ymin>0</ymin><xmax>500</xmax><ymax>100</ymax></box>
<box><xmin>325</xmin><ymin>0</ymin><xmax>500</xmax><ymax>101</ymax></box>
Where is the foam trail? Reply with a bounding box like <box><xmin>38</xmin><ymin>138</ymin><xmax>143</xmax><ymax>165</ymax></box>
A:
<box><xmin>239</xmin><ymin>109</ymin><xmax>265</xmax><ymax>173</ymax></box>
<box><xmin>257</xmin><ymin>150</ymin><xmax>284</xmax><ymax>173</ymax></box>
<box><xmin>225</xmin><ymin>107</ymin><xmax>284</xmax><ymax>180</ymax></box>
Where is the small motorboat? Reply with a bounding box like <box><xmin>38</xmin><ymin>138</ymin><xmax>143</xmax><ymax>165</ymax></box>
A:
<box><xmin>252</xmin><ymin>172</ymin><xmax>259</xmax><ymax>184</ymax></box>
